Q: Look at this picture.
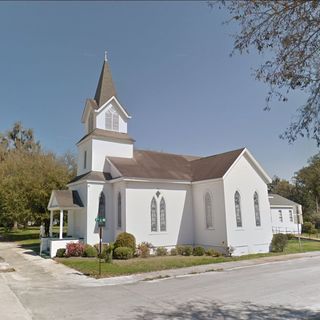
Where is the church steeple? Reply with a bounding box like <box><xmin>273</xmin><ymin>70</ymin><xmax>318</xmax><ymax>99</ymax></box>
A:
<box><xmin>94</xmin><ymin>52</ymin><xmax>117</xmax><ymax>107</ymax></box>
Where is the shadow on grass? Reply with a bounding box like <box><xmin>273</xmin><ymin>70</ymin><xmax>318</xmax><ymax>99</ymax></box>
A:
<box><xmin>0</xmin><ymin>231</ymin><xmax>39</xmax><ymax>242</ymax></box>
<box><xmin>132</xmin><ymin>300</ymin><xmax>320</xmax><ymax>320</ymax></box>
<box><xmin>19</xmin><ymin>243</ymin><xmax>40</xmax><ymax>255</ymax></box>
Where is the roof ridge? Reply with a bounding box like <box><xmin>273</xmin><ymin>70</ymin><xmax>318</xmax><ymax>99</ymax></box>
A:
<box><xmin>190</xmin><ymin>147</ymin><xmax>245</xmax><ymax>163</ymax></box>
<box><xmin>134</xmin><ymin>148</ymin><xmax>200</xmax><ymax>159</ymax></box>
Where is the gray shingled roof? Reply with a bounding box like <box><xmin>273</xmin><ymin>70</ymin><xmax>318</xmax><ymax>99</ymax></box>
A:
<box><xmin>49</xmin><ymin>190</ymin><xmax>84</xmax><ymax>209</ymax></box>
<box><xmin>108</xmin><ymin>148</ymin><xmax>245</xmax><ymax>182</ymax></box>
<box><xmin>269</xmin><ymin>194</ymin><xmax>300</xmax><ymax>207</ymax></box>
<box><xmin>77</xmin><ymin>128</ymin><xmax>135</xmax><ymax>145</ymax></box>
<box><xmin>68</xmin><ymin>171</ymin><xmax>112</xmax><ymax>184</ymax></box>
<box><xmin>94</xmin><ymin>61</ymin><xmax>117</xmax><ymax>107</ymax></box>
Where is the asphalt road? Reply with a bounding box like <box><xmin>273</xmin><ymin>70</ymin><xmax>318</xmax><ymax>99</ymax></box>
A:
<box><xmin>1</xmin><ymin>243</ymin><xmax>320</xmax><ymax>320</ymax></box>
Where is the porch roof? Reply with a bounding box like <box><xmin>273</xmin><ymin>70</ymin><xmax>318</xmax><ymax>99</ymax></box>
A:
<box><xmin>48</xmin><ymin>190</ymin><xmax>84</xmax><ymax>211</ymax></box>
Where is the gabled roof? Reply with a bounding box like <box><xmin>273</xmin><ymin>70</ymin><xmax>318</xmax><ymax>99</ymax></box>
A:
<box><xmin>269</xmin><ymin>194</ymin><xmax>300</xmax><ymax>207</ymax></box>
<box><xmin>108</xmin><ymin>150</ymin><xmax>193</xmax><ymax>181</ymax></box>
<box><xmin>191</xmin><ymin>148</ymin><xmax>245</xmax><ymax>182</ymax></box>
<box><xmin>77</xmin><ymin>128</ymin><xmax>135</xmax><ymax>145</ymax></box>
<box><xmin>48</xmin><ymin>190</ymin><xmax>84</xmax><ymax>210</ymax></box>
<box><xmin>94</xmin><ymin>61</ymin><xmax>117</xmax><ymax>107</ymax></box>
<box><xmin>108</xmin><ymin>148</ymin><xmax>245</xmax><ymax>182</ymax></box>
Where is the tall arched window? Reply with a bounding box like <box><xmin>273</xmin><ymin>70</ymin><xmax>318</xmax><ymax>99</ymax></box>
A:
<box><xmin>105</xmin><ymin>106</ymin><xmax>119</xmax><ymax>131</ymax></box>
<box><xmin>98</xmin><ymin>192</ymin><xmax>106</xmax><ymax>226</ymax></box>
<box><xmin>151</xmin><ymin>197</ymin><xmax>157</xmax><ymax>232</ymax></box>
<box><xmin>160</xmin><ymin>197</ymin><xmax>166</xmax><ymax>232</ymax></box>
<box><xmin>254</xmin><ymin>192</ymin><xmax>261</xmax><ymax>227</ymax></box>
<box><xmin>117</xmin><ymin>192</ymin><xmax>122</xmax><ymax>228</ymax></box>
<box><xmin>234</xmin><ymin>191</ymin><xmax>242</xmax><ymax>228</ymax></box>
<box><xmin>205</xmin><ymin>192</ymin><xmax>213</xmax><ymax>229</ymax></box>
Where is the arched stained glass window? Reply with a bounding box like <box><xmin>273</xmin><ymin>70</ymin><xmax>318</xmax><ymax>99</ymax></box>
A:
<box><xmin>205</xmin><ymin>192</ymin><xmax>213</xmax><ymax>229</ymax></box>
<box><xmin>117</xmin><ymin>192</ymin><xmax>122</xmax><ymax>228</ymax></box>
<box><xmin>235</xmin><ymin>191</ymin><xmax>242</xmax><ymax>228</ymax></box>
<box><xmin>98</xmin><ymin>192</ymin><xmax>106</xmax><ymax>226</ymax></box>
<box><xmin>254</xmin><ymin>192</ymin><xmax>261</xmax><ymax>227</ymax></box>
<box><xmin>151</xmin><ymin>197</ymin><xmax>157</xmax><ymax>232</ymax></box>
<box><xmin>160</xmin><ymin>197</ymin><xmax>166</xmax><ymax>232</ymax></box>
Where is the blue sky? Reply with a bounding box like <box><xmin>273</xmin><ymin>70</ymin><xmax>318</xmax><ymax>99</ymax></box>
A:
<box><xmin>0</xmin><ymin>1</ymin><xmax>317</xmax><ymax>180</ymax></box>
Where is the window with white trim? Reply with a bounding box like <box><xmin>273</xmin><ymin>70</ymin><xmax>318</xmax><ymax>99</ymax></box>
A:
<box><xmin>105</xmin><ymin>106</ymin><xmax>119</xmax><ymax>131</ymax></box>
<box><xmin>151</xmin><ymin>197</ymin><xmax>157</xmax><ymax>232</ymax></box>
<box><xmin>160</xmin><ymin>197</ymin><xmax>166</xmax><ymax>232</ymax></box>
<box><xmin>84</xmin><ymin>151</ymin><xmax>87</xmax><ymax>169</ymax></box>
<box><xmin>254</xmin><ymin>192</ymin><xmax>261</xmax><ymax>227</ymax></box>
<box><xmin>205</xmin><ymin>192</ymin><xmax>213</xmax><ymax>229</ymax></box>
<box><xmin>279</xmin><ymin>210</ymin><xmax>283</xmax><ymax>223</ymax></box>
<box><xmin>98</xmin><ymin>192</ymin><xmax>106</xmax><ymax>227</ymax></box>
<box><xmin>235</xmin><ymin>191</ymin><xmax>242</xmax><ymax>227</ymax></box>
<box><xmin>289</xmin><ymin>210</ymin><xmax>293</xmax><ymax>222</ymax></box>
<box><xmin>117</xmin><ymin>192</ymin><xmax>122</xmax><ymax>228</ymax></box>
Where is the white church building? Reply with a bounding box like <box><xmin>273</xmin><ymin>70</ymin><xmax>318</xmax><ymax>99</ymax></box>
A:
<box><xmin>44</xmin><ymin>55</ymin><xmax>279</xmax><ymax>257</ymax></box>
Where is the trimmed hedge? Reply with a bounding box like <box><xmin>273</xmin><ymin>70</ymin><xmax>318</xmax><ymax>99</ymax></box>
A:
<box><xmin>82</xmin><ymin>244</ymin><xmax>98</xmax><ymax>257</ymax></box>
<box><xmin>271</xmin><ymin>234</ymin><xmax>288</xmax><ymax>252</ymax></box>
<box><xmin>193</xmin><ymin>246</ymin><xmax>205</xmax><ymax>256</ymax></box>
<box><xmin>114</xmin><ymin>232</ymin><xmax>136</xmax><ymax>252</ymax></box>
<box><xmin>113</xmin><ymin>247</ymin><xmax>133</xmax><ymax>260</ymax></box>
<box><xmin>156</xmin><ymin>247</ymin><xmax>168</xmax><ymax>256</ymax></box>
<box><xmin>170</xmin><ymin>248</ymin><xmax>177</xmax><ymax>256</ymax></box>
<box><xmin>205</xmin><ymin>248</ymin><xmax>221</xmax><ymax>257</ymax></box>
<box><xmin>56</xmin><ymin>248</ymin><xmax>66</xmax><ymax>258</ymax></box>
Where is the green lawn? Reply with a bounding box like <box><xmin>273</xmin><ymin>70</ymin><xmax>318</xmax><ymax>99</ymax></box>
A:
<box><xmin>2</xmin><ymin>227</ymin><xmax>320</xmax><ymax>278</ymax></box>
<box><xmin>56</xmin><ymin>239</ymin><xmax>320</xmax><ymax>278</ymax></box>
<box><xmin>0</xmin><ymin>226</ymin><xmax>66</xmax><ymax>254</ymax></box>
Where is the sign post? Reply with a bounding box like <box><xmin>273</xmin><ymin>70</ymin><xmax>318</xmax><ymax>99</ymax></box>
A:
<box><xmin>95</xmin><ymin>216</ymin><xmax>106</xmax><ymax>277</ymax></box>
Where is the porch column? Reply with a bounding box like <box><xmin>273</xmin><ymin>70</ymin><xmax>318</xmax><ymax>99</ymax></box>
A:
<box><xmin>49</xmin><ymin>210</ymin><xmax>53</xmax><ymax>237</ymax></box>
<box><xmin>59</xmin><ymin>209</ymin><xmax>63</xmax><ymax>240</ymax></box>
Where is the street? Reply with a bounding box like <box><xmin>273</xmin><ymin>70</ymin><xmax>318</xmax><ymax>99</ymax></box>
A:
<box><xmin>1</xmin><ymin>243</ymin><xmax>320</xmax><ymax>319</ymax></box>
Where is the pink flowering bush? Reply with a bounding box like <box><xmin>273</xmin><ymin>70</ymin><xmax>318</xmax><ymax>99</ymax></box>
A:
<box><xmin>66</xmin><ymin>242</ymin><xmax>85</xmax><ymax>257</ymax></box>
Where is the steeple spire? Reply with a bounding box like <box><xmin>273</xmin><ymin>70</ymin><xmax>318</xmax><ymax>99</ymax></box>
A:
<box><xmin>94</xmin><ymin>52</ymin><xmax>116</xmax><ymax>107</ymax></box>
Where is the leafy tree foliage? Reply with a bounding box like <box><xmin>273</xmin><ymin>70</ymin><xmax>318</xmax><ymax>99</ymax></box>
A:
<box><xmin>213</xmin><ymin>1</ymin><xmax>320</xmax><ymax>145</ymax></box>
<box><xmin>0</xmin><ymin>123</ymin><xmax>76</xmax><ymax>230</ymax></box>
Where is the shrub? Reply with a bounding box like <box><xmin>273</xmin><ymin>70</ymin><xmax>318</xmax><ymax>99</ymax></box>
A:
<box><xmin>114</xmin><ymin>232</ymin><xmax>136</xmax><ymax>252</ymax></box>
<box><xmin>137</xmin><ymin>242</ymin><xmax>152</xmax><ymax>258</ymax></box>
<box><xmin>66</xmin><ymin>242</ymin><xmax>85</xmax><ymax>257</ymax></box>
<box><xmin>286</xmin><ymin>233</ymin><xmax>296</xmax><ymax>240</ymax></box>
<box><xmin>303</xmin><ymin>222</ymin><xmax>315</xmax><ymax>234</ymax></box>
<box><xmin>183</xmin><ymin>246</ymin><xmax>193</xmax><ymax>256</ymax></box>
<box><xmin>113</xmin><ymin>247</ymin><xmax>133</xmax><ymax>260</ymax></box>
<box><xmin>206</xmin><ymin>248</ymin><xmax>221</xmax><ymax>257</ymax></box>
<box><xmin>94</xmin><ymin>243</ymin><xmax>109</xmax><ymax>259</ymax></box>
<box><xmin>176</xmin><ymin>245</ymin><xmax>184</xmax><ymax>255</ymax></box>
<box><xmin>156</xmin><ymin>247</ymin><xmax>168</xmax><ymax>256</ymax></box>
<box><xmin>56</xmin><ymin>248</ymin><xmax>66</xmax><ymax>258</ymax></box>
<box><xmin>193</xmin><ymin>246</ymin><xmax>205</xmax><ymax>256</ymax></box>
<box><xmin>170</xmin><ymin>248</ymin><xmax>177</xmax><ymax>256</ymax></box>
<box><xmin>271</xmin><ymin>234</ymin><xmax>288</xmax><ymax>252</ymax></box>
<box><xmin>176</xmin><ymin>245</ymin><xmax>193</xmax><ymax>256</ymax></box>
<box><xmin>82</xmin><ymin>244</ymin><xmax>98</xmax><ymax>258</ymax></box>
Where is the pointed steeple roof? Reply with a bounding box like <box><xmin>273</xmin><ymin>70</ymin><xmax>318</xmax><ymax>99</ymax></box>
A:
<box><xmin>94</xmin><ymin>57</ymin><xmax>117</xmax><ymax>107</ymax></box>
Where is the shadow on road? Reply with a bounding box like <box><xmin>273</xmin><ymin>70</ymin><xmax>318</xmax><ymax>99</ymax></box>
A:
<box><xmin>133</xmin><ymin>300</ymin><xmax>320</xmax><ymax>320</ymax></box>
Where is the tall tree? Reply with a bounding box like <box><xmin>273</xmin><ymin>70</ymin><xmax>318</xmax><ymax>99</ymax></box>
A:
<box><xmin>0</xmin><ymin>122</ymin><xmax>40</xmax><ymax>153</ymax></box>
<box><xmin>213</xmin><ymin>1</ymin><xmax>320</xmax><ymax>145</ymax></box>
